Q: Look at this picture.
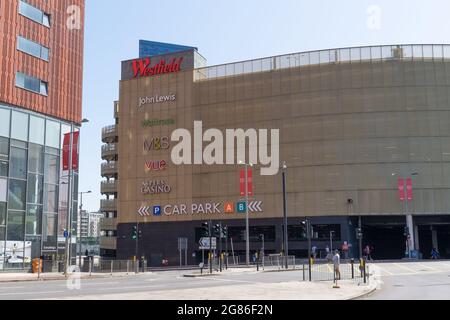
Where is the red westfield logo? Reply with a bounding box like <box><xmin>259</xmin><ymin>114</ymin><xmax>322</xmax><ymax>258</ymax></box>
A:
<box><xmin>132</xmin><ymin>57</ymin><xmax>183</xmax><ymax>78</ymax></box>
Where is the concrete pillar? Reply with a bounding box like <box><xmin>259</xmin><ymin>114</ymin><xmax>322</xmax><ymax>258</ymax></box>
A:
<box><xmin>406</xmin><ymin>215</ymin><xmax>415</xmax><ymax>251</ymax></box>
<box><xmin>414</xmin><ymin>225</ymin><xmax>420</xmax><ymax>253</ymax></box>
<box><xmin>432</xmin><ymin>228</ymin><xmax>439</xmax><ymax>250</ymax></box>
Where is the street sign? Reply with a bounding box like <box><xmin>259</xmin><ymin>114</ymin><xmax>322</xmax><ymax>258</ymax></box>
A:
<box><xmin>199</xmin><ymin>237</ymin><xmax>217</xmax><ymax>250</ymax></box>
<box><xmin>63</xmin><ymin>230</ymin><xmax>69</xmax><ymax>238</ymax></box>
<box><xmin>178</xmin><ymin>238</ymin><xmax>188</xmax><ymax>250</ymax></box>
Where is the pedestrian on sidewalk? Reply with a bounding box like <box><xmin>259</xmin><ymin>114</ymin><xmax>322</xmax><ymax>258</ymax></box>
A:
<box><xmin>431</xmin><ymin>248</ymin><xmax>440</xmax><ymax>260</ymax></box>
<box><xmin>333</xmin><ymin>250</ymin><xmax>341</xmax><ymax>281</ymax></box>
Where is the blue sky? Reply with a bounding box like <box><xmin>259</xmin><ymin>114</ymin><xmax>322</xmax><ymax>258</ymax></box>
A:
<box><xmin>80</xmin><ymin>0</ymin><xmax>450</xmax><ymax>212</ymax></box>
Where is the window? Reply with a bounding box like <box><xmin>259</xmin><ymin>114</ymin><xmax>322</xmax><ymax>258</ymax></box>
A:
<box><xmin>44</xmin><ymin>184</ymin><xmax>58</xmax><ymax>213</ymax></box>
<box><xmin>28</xmin><ymin>144</ymin><xmax>44</xmax><ymax>174</ymax></box>
<box><xmin>29</xmin><ymin>117</ymin><xmax>45</xmax><ymax>145</ymax></box>
<box><xmin>0</xmin><ymin>226</ymin><xmax>5</xmax><ymax>241</ymax></box>
<box><xmin>17</xmin><ymin>36</ymin><xmax>50</xmax><ymax>61</ymax></box>
<box><xmin>11</xmin><ymin>111</ymin><xmax>29</xmax><ymax>141</ymax></box>
<box><xmin>0</xmin><ymin>178</ymin><xmax>7</xmax><ymax>202</ymax></box>
<box><xmin>46</xmin><ymin>121</ymin><xmax>60</xmax><ymax>149</ymax></box>
<box><xmin>0</xmin><ymin>203</ymin><xmax>6</xmax><ymax>225</ymax></box>
<box><xmin>44</xmin><ymin>154</ymin><xmax>59</xmax><ymax>185</ymax></box>
<box><xmin>288</xmin><ymin>225</ymin><xmax>308</xmax><ymax>241</ymax></box>
<box><xmin>7</xmin><ymin>211</ymin><xmax>25</xmax><ymax>241</ymax></box>
<box><xmin>26</xmin><ymin>205</ymin><xmax>42</xmax><ymax>236</ymax></box>
<box><xmin>227</xmin><ymin>226</ymin><xmax>276</xmax><ymax>243</ymax></box>
<box><xmin>311</xmin><ymin>225</ymin><xmax>342</xmax><ymax>241</ymax></box>
<box><xmin>0</xmin><ymin>108</ymin><xmax>10</xmax><ymax>138</ymax></box>
<box><xmin>16</xmin><ymin>72</ymin><xmax>48</xmax><ymax>96</ymax></box>
<box><xmin>18</xmin><ymin>1</ymin><xmax>51</xmax><ymax>27</ymax></box>
<box><xmin>0</xmin><ymin>137</ymin><xmax>9</xmax><ymax>176</ymax></box>
<box><xmin>10</xmin><ymin>148</ymin><xmax>27</xmax><ymax>180</ymax></box>
<box><xmin>27</xmin><ymin>174</ymin><xmax>43</xmax><ymax>205</ymax></box>
<box><xmin>8</xmin><ymin>179</ymin><xmax>27</xmax><ymax>211</ymax></box>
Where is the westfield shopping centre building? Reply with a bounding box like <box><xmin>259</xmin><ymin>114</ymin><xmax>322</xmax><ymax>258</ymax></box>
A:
<box><xmin>101</xmin><ymin>41</ymin><xmax>450</xmax><ymax>264</ymax></box>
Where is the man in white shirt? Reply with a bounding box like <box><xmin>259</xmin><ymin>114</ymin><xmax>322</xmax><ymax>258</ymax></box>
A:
<box><xmin>332</xmin><ymin>250</ymin><xmax>341</xmax><ymax>280</ymax></box>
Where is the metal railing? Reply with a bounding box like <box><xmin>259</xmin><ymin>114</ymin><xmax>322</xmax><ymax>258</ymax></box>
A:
<box><xmin>300</xmin><ymin>260</ymin><xmax>369</xmax><ymax>284</ymax></box>
<box><xmin>102</xmin><ymin>125</ymin><xmax>118</xmax><ymax>143</ymax></box>
<box><xmin>101</xmin><ymin>161</ymin><xmax>118</xmax><ymax>176</ymax></box>
<box><xmin>100</xmin><ymin>199</ymin><xmax>117</xmax><ymax>211</ymax></box>
<box><xmin>101</xmin><ymin>180</ymin><xmax>118</xmax><ymax>194</ymax></box>
<box><xmin>194</xmin><ymin>44</ymin><xmax>450</xmax><ymax>81</ymax></box>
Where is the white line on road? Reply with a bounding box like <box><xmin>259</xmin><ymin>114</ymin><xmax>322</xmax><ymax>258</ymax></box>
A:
<box><xmin>0</xmin><ymin>286</ymin><xmax>25</xmax><ymax>290</ymax></box>
<box><xmin>418</xmin><ymin>263</ymin><xmax>438</xmax><ymax>271</ymax></box>
<box><xmin>196</xmin><ymin>278</ymin><xmax>256</xmax><ymax>284</ymax></box>
<box><xmin>0</xmin><ymin>290</ymin><xmax>65</xmax><ymax>296</ymax></box>
<box><xmin>393</xmin><ymin>263</ymin><xmax>418</xmax><ymax>274</ymax></box>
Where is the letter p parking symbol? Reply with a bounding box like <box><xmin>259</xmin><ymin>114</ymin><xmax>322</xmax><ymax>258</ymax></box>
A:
<box><xmin>153</xmin><ymin>206</ymin><xmax>162</xmax><ymax>216</ymax></box>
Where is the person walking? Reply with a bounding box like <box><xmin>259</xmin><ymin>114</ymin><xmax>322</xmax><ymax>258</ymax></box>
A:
<box><xmin>325</xmin><ymin>245</ymin><xmax>331</xmax><ymax>262</ymax></box>
<box><xmin>311</xmin><ymin>245</ymin><xmax>318</xmax><ymax>260</ymax></box>
<box><xmin>332</xmin><ymin>250</ymin><xmax>341</xmax><ymax>281</ymax></box>
<box><xmin>431</xmin><ymin>248</ymin><xmax>440</xmax><ymax>260</ymax></box>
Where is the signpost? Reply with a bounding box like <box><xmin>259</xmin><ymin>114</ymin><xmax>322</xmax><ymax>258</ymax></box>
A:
<box><xmin>178</xmin><ymin>238</ymin><xmax>188</xmax><ymax>267</ymax></box>
<box><xmin>199</xmin><ymin>237</ymin><xmax>217</xmax><ymax>250</ymax></box>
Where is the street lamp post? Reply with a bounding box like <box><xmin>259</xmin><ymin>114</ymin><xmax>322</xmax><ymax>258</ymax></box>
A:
<box><xmin>392</xmin><ymin>172</ymin><xmax>418</xmax><ymax>259</ymax></box>
<box><xmin>64</xmin><ymin>118</ymin><xmax>89</xmax><ymax>277</ymax></box>
<box><xmin>78</xmin><ymin>191</ymin><xmax>92</xmax><ymax>268</ymax></box>
<box><xmin>281</xmin><ymin>162</ymin><xmax>288</xmax><ymax>269</ymax></box>
<box><xmin>239</xmin><ymin>161</ymin><xmax>253</xmax><ymax>266</ymax></box>
<box><xmin>330</xmin><ymin>231</ymin><xmax>335</xmax><ymax>253</ymax></box>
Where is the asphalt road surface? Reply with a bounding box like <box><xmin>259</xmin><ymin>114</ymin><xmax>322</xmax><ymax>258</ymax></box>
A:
<box><xmin>363</xmin><ymin>261</ymin><xmax>450</xmax><ymax>300</ymax></box>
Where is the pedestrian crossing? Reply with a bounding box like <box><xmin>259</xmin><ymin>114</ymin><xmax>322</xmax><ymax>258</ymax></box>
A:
<box><xmin>372</xmin><ymin>261</ymin><xmax>450</xmax><ymax>277</ymax></box>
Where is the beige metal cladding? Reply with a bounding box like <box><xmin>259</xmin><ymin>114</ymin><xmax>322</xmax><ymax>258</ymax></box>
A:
<box><xmin>101</xmin><ymin>143</ymin><xmax>118</xmax><ymax>161</ymax></box>
<box><xmin>100</xmin><ymin>236</ymin><xmax>117</xmax><ymax>250</ymax></box>
<box><xmin>117</xmin><ymin>44</ymin><xmax>450</xmax><ymax>224</ymax></box>
<box><xmin>100</xmin><ymin>217</ymin><xmax>118</xmax><ymax>231</ymax></box>
<box><xmin>101</xmin><ymin>180</ymin><xmax>118</xmax><ymax>195</ymax></box>
<box><xmin>100</xmin><ymin>199</ymin><xmax>117</xmax><ymax>212</ymax></box>
<box><xmin>101</xmin><ymin>161</ymin><xmax>118</xmax><ymax>177</ymax></box>
<box><xmin>102</xmin><ymin>124</ymin><xmax>118</xmax><ymax>143</ymax></box>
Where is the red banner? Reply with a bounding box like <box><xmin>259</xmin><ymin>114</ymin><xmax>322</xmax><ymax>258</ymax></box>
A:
<box><xmin>72</xmin><ymin>131</ymin><xmax>79</xmax><ymax>171</ymax></box>
<box><xmin>240</xmin><ymin>169</ymin><xmax>253</xmax><ymax>196</ymax></box>
<box><xmin>406</xmin><ymin>178</ymin><xmax>413</xmax><ymax>201</ymax></box>
<box><xmin>63</xmin><ymin>132</ymin><xmax>79</xmax><ymax>171</ymax></box>
<box><xmin>398</xmin><ymin>178</ymin><xmax>405</xmax><ymax>202</ymax></box>
<box><xmin>240</xmin><ymin>170</ymin><xmax>245</xmax><ymax>197</ymax></box>
<box><xmin>248</xmin><ymin>169</ymin><xmax>253</xmax><ymax>196</ymax></box>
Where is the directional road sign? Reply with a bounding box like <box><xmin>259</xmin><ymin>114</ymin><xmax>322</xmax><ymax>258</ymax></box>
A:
<box><xmin>199</xmin><ymin>237</ymin><xmax>217</xmax><ymax>250</ymax></box>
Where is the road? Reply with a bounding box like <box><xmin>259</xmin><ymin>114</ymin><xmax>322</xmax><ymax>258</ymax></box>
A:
<box><xmin>0</xmin><ymin>261</ymin><xmax>449</xmax><ymax>300</ymax></box>
<box><xmin>363</xmin><ymin>261</ymin><xmax>450</xmax><ymax>300</ymax></box>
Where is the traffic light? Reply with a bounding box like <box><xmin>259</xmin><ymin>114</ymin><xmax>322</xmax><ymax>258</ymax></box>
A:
<box><xmin>222</xmin><ymin>226</ymin><xmax>228</xmax><ymax>238</ymax></box>
<box><xmin>201</xmin><ymin>222</ymin><xmax>209</xmax><ymax>237</ymax></box>
<box><xmin>213</xmin><ymin>224</ymin><xmax>221</xmax><ymax>237</ymax></box>
<box><xmin>356</xmin><ymin>228</ymin><xmax>363</xmax><ymax>240</ymax></box>
<box><xmin>132</xmin><ymin>226</ymin><xmax>138</xmax><ymax>240</ymax></box>
<box><xmin>404</xmin><ymin>227</ymin><xmax>410</xmax><ymax>237</ymax></box>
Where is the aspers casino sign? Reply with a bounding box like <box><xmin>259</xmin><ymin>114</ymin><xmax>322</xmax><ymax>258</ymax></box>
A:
<box><xmin>132</xmin><ymin>57</ymin><xmax>183</xmax><ymax>78</ymax></box>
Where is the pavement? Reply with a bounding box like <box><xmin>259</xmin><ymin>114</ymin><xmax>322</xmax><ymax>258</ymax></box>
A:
<box><xmin>0</xmin><ymin>272</ymin><xmax>146</xmax><ymax>283</ymax></box>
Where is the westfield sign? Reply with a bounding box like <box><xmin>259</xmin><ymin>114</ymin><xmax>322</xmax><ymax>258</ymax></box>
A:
<box><xmin>132</xmin><ymin>57</ymin><xmax>184</xmax><ymax>78</ymax></box>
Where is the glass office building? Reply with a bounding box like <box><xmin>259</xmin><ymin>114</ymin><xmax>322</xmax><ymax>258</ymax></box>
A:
<box><xmin>0</xmin><ymin>104</ymin><xmax>79</xmax><ymax>270</ymax></box>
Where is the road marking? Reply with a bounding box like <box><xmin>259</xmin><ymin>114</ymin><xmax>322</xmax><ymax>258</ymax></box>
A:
<box><xmin>393</xmin><ymin>263</ymin><xmax>418</xmax><ymax>274</ymax></box>
<box><xmin>0</xmin><ymin>290</ymin><xmax>65</xmax><ymax>296</ymax></box>
<box><xmin>374</xmin><ymin>265</ymin><xmax>394</xmax><ymax>275</ymax></box>
<box><xmin>79</xmin><ymin>281</ymin><xmax>121</xmax><ymax>286</ymax></box>
<box><xmin>417</xmin><ymin>263</ymin><xmax>437</xmax><ymax>271</ymax></box>
<box><xmin>0</xmin><ymin>286</ymin><xmax>25</xmax><ymax>290</ymax></box>
<box><xmin>95</xmin><ymin>285</ymin><xmax>164</xmax><ymax>291</ymax></box>
<box><xmin>197</xmin><ymin>278</ymin><xmax>255</xmax><ymax>284</ymax></box>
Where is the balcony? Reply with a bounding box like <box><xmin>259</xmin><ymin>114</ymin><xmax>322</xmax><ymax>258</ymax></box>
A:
<box><xmin>101</xmin><ymin>143</ymin><xmax>117</xmax><ymax>161</ymax></box>
<box><xmin>100</xmin><ymin>199</ymin><xmax>117</xmax><ymax>212</ymax></box>
<box><xmin>102</xmin><ymin>124</ymin><xmax>118</xmax><ymax>143</ymax></box>
<box><xmin>101</xmin><ymin>161</ymin><xmax>118</xmax><ymax>177</ymax></box>
<box><xmin>101</xmin><ymin>180</ymin><xmax>118</xmax><ymax>195</ymax></box>
<box><xmin>100</xmin><ymin>217</ymin><xmax>118</xmax><ymax>231</ymax></box>
<box><xmin>100</xmin><ymin>236</ymin><xmax>117</xmax><ymax>250</ymax></box>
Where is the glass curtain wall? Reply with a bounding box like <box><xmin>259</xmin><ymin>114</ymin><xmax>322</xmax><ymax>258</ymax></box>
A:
<box><xmin>0</xmin><ymin>105</ymin><xmax>78</xmax><ymax>270</ymax></box>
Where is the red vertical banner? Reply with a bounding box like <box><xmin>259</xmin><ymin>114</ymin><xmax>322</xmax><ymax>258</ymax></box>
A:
<box><xmin>406</xmin><ymin>178</ymin><xmax>413</xmax><ymax>201</ymax></box>
<box><xmin>62</xmin><ymin>132</ymin><xmax>80</xmax><ymax>171</ymax></box>
<box><xmin>240</xmin><ymin>170</ymin><xmax>245</xmax><ymax>196</ymax></box>
<box><xmin>398</xmin><ymin>178</ymin><xmax>405</xmax><ymax>201</ymax></box>
<box><xmin>248</xmin><ymin>169</ymin><xmax>253</xmax><ymax>196</ymax></box>
<box><xmin>72</xmin><ymin>131</ymin><xmax>80</xmax><ymax>171</ymax></box>
<box><xmin>63</xmin><ymin>133</ymin><xmax>70</xmax><ymax>171</ymax></box>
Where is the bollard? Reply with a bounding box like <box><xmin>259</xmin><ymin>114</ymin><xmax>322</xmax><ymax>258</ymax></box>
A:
<box><xmin>89</xmin><ymin>258</ymin><xmax>92</xmax><ymax>277</ymax></box>
<box><xmin>363</xmin><ymin>260</ymin><xmax>367</xmax><ymax>284</ymax></box>
<box><xmin>302</xmin><ymin>264</ymin><xmax>305</xmax><ymax>281</ymax></box>
<box><xmin>111</xmin><ymin>260</ymin><xmax>113</xmax><ymax>275</ymax></box>
<box><xmin>127</xmin><ymin>261</ymin><xmax>129</xmax><ymax>275</ymax></box>
<box><xmin>308</xmin><ymin>258</ymin><xmax>312</xmax><ymax>282</ymax></box>
<box><xmin>37</xmin><ymin>259</ymin><xmax>41</xmax><ymax>280</ymax></box>
<box><xmin>351</xmin><ymin>259</ymin><xmax>355</xmax><ymax>279</ymax></box>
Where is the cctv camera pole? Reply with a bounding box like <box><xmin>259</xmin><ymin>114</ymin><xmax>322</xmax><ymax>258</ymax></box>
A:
<box><xmin>64</xmin><ymin>123</ymin><xmax>74</xmax><ymax>277</ymax></box>
<box><xmin>209</xmin><ymin>220</ymin><xmax>213</xmax><ymax>274</ymax></box>
<box><xmin>282</xmin><ymin>164</ymin><xmax>288</xmax><ymax>269</ymax></box>
<box><xmin>245</xmin><ymin>164</ymin><xmax>250</xmax><ymax>266</ymax></box>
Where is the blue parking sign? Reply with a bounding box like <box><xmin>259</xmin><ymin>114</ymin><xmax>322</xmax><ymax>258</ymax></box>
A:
<box><xmin>153</xmin><ymin>206</ymin><xmax>162</xmax><ymax>216</ymax></box>
<box><xmin>237</xmin><ymin>202</ymin><xmax>246</xmax><ymax>213</ymax></box>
